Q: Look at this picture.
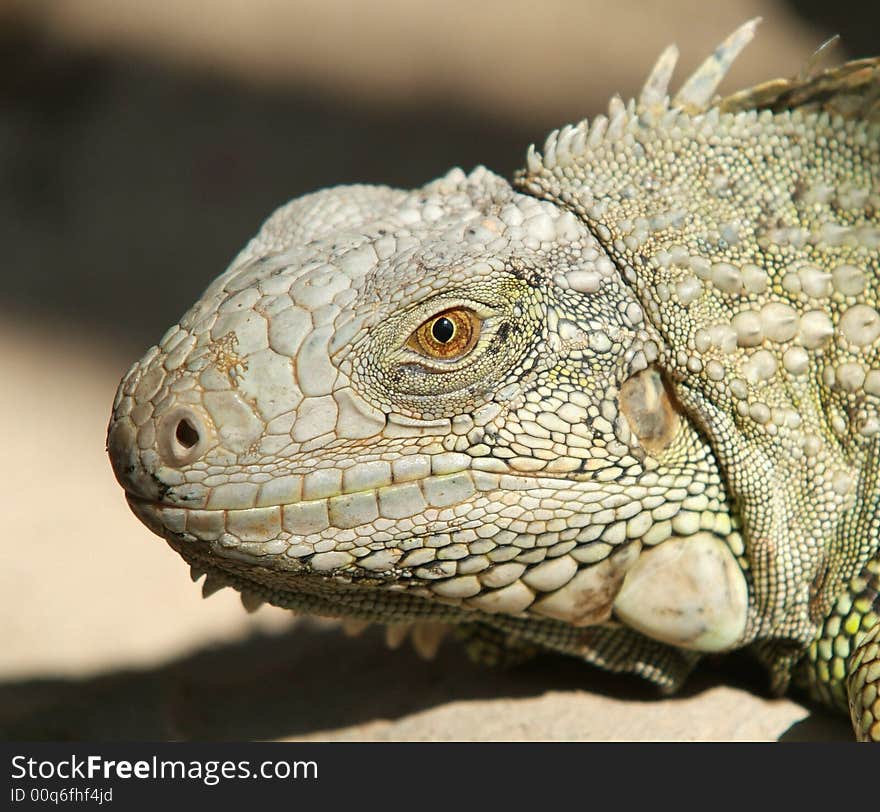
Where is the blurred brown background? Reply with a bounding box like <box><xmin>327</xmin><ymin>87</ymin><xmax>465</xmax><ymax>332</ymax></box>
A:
<box><xmin>1</xmin><ymin>0</ymin><xmax>873</xmax><ymax>741</ymax></box>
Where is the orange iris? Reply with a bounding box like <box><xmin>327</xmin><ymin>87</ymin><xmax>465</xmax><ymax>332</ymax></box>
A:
<box><xmin>406</xmin><ymin>308</ymin><xmax>481</xmax><ymax>360</ymax></box>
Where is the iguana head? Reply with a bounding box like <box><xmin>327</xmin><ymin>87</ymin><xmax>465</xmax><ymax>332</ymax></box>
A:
<box><xmin>105</xmin><ymin>15</ymin><xmax>880</xmax><ymax>740</ymax></box>
<box><xmin>109</xmin><ymin>15</ymin><xmax>880</xmax><ymax>671</ymax></box>
<box><xmin>108</xmin><ymin>163</ymin><xmax>747</xmax><ymax>655</ymax></box>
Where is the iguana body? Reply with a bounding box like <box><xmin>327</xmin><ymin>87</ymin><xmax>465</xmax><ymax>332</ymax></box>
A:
<box><xmin>107</xmin><ymin>21</ymin><xmax>880</xmax><ymax>740</ymax></box>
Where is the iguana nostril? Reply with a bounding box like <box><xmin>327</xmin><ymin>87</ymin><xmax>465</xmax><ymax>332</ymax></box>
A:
<box><xmin>157</xmin><ymin>407</ymin><xmax>211</xmax><ymax>467</ymax></box>
<box><xmin>175</xmin><ymin>417</ymin><xmax>200</xmax><ymax>449</ymax></box>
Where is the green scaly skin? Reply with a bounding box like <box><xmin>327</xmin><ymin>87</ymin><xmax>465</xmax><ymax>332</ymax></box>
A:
<box><xmin>107</xmin><ymin>21</ymin><xmax>880</xmax><ymax>739</ymax></box>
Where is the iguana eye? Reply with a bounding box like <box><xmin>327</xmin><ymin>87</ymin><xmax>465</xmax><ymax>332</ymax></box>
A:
<box><xmin>406</xmin><ymin>308</ymin><xmax>481</xmax><ymax>360</ymax></box>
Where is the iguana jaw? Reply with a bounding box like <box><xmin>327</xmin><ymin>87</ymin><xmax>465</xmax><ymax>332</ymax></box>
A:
<box><xmin>127</xmin><ymin>483</ymin><xmax>643</xmax><ymax>626</ymax></box>
<box><xmin>158</xmin><ymin>524</ymin><xmax>472</xmax><ymax>625</ymax></box>
<box><xmin>130</xmin><ymin>457</ymin><xmax>749</xmax><ymax>655</ymax></box>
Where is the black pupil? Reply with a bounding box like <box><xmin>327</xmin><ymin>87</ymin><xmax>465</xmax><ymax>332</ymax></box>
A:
<box><xmin>431</xmin><ymin>316</ymin><xmax>456</xmax><ymax>344</ymax></box>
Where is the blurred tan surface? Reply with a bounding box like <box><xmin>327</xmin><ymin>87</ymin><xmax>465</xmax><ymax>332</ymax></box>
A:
<box><xmin>25</xmin><ymin>0</ymin><xmax>818</xmax><ymax>118</ymax></box>
<box><xmin>0</xmin><ymin>0</ymin><xmax>861</xmax><ymax>741</ymax></box>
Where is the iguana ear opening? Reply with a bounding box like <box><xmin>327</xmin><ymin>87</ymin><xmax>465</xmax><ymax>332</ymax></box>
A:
<box><xmin>619</xmin><ymin>367</ymin><xmax>681</xmax><ymax>455</ymax></box>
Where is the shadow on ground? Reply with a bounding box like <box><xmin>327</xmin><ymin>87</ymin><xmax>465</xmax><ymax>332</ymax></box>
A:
<box><xmin>778</xmin><ymin>710</ymin><xmax>850</xmax><ymax>742</ymax></box>
<box><xmin>0</xmin><ymin>621</ymin><xmax>851</xmax><ymax>741</ymax></box>
<box><xmin>0</xmin><ymin>623</ymin><xmax>654</xmax><ymax>740</ymax></box>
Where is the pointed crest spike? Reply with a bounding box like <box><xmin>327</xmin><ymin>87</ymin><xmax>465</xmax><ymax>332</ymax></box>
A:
<box><xmin>639</xmin><ymin>45</ymin><xmax>680</xmax><ymax>112</ymax></box>
<box><xmin>189</xmin><ymin>564</ymin><xmax>206</xmax><ymax>583</ymax></box>
<box><xmin>797</xmin><ymin>33</ymin><xmax>842</xmax><ymax>81</ymax></box>
<box><xmin>673</xmin><ymin>18</ymin><xmax>761</xmax><ymax>113</ymax></box>
<box><xmin>384</xmin><ymin>623</ymin><xmax>411</xmax><ymax>649</ymax></box>
<box><xmin>202</xmin><ymin>573</ymin><xmax>228</xmax><ymax>598</ymax></box>
<box><xmin>526</xmin><ymin>143</ymin><xmax>541</xmax><ymax>173</ymax></box>
<box><xmin>240</xmin><ymin>591</ymin><xmax>264</xmax><ymax>613</ymax></box>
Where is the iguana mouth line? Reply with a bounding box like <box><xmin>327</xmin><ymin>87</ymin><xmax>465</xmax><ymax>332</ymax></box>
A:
<box><xmin>133</xmin><ymin>464</ymin><xmax>655</xmax><ymax>513</ymax></box>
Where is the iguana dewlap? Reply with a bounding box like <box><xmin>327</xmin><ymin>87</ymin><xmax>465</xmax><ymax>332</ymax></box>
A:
<box><xmin>107</xmin><ymin>20</ymin><xmax>880</xmax><ymax>741</ymax></box>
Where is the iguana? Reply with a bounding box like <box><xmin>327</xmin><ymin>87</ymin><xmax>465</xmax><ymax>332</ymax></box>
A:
<box><xmin>107</xmin><ymin>20</ymin><xmax>880</xmax><ymax>741</ymax></box>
